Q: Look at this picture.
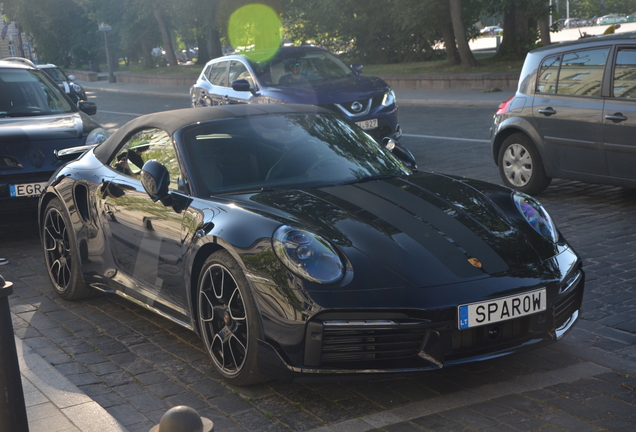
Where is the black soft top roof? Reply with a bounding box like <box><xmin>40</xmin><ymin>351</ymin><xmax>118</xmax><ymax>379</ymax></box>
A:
<box><xmin>93</xmin><ymin>103</ymin><xmax>331</xmax><ymax>164</ymax></box>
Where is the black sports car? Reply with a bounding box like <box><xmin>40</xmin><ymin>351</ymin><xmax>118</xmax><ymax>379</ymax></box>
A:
<box><xmin>39</xmin><ymin>104</ymin><xmax>584</xmax><ymax>386</ymax></box>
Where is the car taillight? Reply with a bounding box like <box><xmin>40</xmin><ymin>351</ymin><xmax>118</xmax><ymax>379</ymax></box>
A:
<box><xmin>495</xmin><ymin>96</ymin><xmax>514</xmax><ymax>115</ymax></box>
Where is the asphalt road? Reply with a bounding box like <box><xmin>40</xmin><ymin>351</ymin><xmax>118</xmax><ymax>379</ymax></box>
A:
<box><xmin>3</xmin><ymin>92</ymin><xmax>636</xmax><ymax>432</ymax></box>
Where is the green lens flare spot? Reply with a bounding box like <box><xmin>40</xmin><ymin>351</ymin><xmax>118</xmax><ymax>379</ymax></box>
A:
<box><xmin>228</xmin><ymin>4</ymin><xmax>282</xmax><ymax>62</ymax></box>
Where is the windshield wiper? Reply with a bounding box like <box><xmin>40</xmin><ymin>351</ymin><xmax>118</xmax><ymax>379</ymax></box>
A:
<box><xmin>5</xmin><ymin>111</ymin><xmax>48</xmax><ymax>117</ymax></box>
<box><xmin>337</xmin><ymin>174</ymin><xmax>400</xmax><ymax>186</ymax></box>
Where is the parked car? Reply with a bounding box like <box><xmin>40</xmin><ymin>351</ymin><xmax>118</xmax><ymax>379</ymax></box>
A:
<box><xmin>0</xmin><ymin>59</ymin><xmax>107</xmax><ymax>214</ymax></box>
<box><xmin>2</xmin><ymin>57</ymin><xmax>88</xmax><ymax>103</ymax></box>
<box><xmin>491</xmin><ymin>32</ymin><xmax>636</xmax><ymax>195</ymax></box>
<box><xmin>564</xmin><ymin>18</ymin><xmax>592</xmax><ymax>28</ymax></box>
<box><xmin>39</xmin><ymin>104</ymin><xmax>583</xmax><ymax>385</ymax></box>
<box><xmin>38</xmin><ymin>63</ymin><xmax>88</xmax><ymax>102</ymax></box>
<box><xmin>480</xmin><ymin>26</ymin><xmax>503</xmax><ymax>35</ymax></box>
<box><xmin>597</xmin><ymin>14</ymin><xmax>627</xmax><ymax>25</ymax></box>
<box><xmin>190</xmin><ymin>46</ymin><xmax>400</xmax><ymax>142</ymax></box>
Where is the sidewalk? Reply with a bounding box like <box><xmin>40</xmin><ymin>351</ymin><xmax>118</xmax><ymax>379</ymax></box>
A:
<box><xmin>75</xmin><ymin>78</ymin><xmax>515</xmax><ymax>108</ymax></box>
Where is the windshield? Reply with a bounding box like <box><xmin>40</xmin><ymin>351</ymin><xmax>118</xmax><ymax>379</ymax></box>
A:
<box><xmin>41</xmin><ymin>67</ymin><xmax>67</xmax><ymax>83</ymax></box>
<box><xmin>248</xmin><ymin>50</ymin><xmax>355</xmax><ymax>87</ymax></box>
<box><xmin>0</xmin><ymin>69</ymin><xmax>74</xmax><ymax>117</ymax></box>
<box><xmin>182</xmin><ymin>113</ymin><xmax>412</xmax><ymax>197</ymax></box>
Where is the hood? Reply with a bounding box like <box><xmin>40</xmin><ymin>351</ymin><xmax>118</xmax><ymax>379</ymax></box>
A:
<box><xmin>263</xmin><ymin>75</ymin><xmax>389</xmax><ymax>105</ymax></box>
<box><xmin>240</xmin><ymin>173</ymin><xmax>547</xmax><ymax>289</ymax></box>
<box><xmin>0</xmin><ymin>113</ymin><xmax>96</xmax><ymax>175</ymax></box>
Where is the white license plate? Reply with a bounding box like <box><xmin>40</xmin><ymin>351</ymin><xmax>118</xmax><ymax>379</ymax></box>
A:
<box><xmin>9</xmin><ymin>182</ymin><xmax>47</xmax><ymax>197</ymax></box>
<box><xmin>458</xmin><ymin>288</ymin><xmax>547</xmax><ymax>329</ymax></box>
<box><xmin>356</xmin><ymin>118</ymin><xmax>378</xmax><ymax>130</ymax></box>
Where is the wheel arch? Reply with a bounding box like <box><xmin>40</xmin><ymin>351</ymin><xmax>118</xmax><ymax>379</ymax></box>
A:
<box><xmin>492</xmin><ymin>118</ymin><xmax>544</xmax><ymax>165</ymax></box>
<box><xmin>189</xmin><ymin>242</ymin><xmax>225</xmax><ymax>334</ymax></box>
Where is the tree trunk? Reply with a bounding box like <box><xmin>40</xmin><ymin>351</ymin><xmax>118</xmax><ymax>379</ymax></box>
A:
<box><xmin>440</xmin><ymin>22</ymin><xmax>460</xmax><ymax>65</ymax></box>
<box><xmin>196</xmin><ymin>36</ymin><xmax>210</xmax><ymax>65</ymax></box>
<box><xmin>141</xmin><ymin>39</ymin><xmax>154</xmax><ymax>68</ymax></box>
<box><xmin>448</xmin><ymin>0</ymin><xmax>477</xmax><ymax>67</ymax></box>
<box><xmin>154</xmin><ymin>9</ymin><xmax>179</xmax><ymax>67</ymax></box>
<box><xmin>538</xmin><ymin>15</ymin><xmax>551</xmax><ymax>46</ymax></box>
<box><xmin>210</xmin><ymin>28</ymin><xmax>223</xmax><ymax>58</ymax></box>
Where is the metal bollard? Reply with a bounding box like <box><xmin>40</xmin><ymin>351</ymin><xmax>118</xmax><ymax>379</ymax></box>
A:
<box><xmin>149</xmin><ymin>405</ymin><xmax>213</xmax><ymax>432</ymax></box>
<box><xmin>0</xmin><ymin>274</ymin><xmax>30</xmax><ymax>432</ymax></box>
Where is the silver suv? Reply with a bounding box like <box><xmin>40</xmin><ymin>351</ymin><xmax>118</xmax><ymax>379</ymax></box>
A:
<box><xmin>491</xmin><ymin>32</ymin><xmax>636</xmax><ymax>195</ymax></box>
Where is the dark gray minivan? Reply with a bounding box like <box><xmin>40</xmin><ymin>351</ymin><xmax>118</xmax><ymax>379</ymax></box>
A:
<box><xmin>491</xmin><ymin>32</ymin><xmax>636</xmax><ymax>195</ymax></box>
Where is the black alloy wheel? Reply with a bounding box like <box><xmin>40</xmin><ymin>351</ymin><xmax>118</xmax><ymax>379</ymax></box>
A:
<box><xmin>197</xmin><ymin>250</ymin><xmax>266</xmax><ymax>385</ymax></box>
<box><xmin>42</xmin><ymin>198</ymin><xmax>92</xmax><ymax>300</ymax></box>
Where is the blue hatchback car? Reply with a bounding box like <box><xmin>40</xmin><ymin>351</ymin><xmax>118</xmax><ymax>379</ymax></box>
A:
<box><xmin>190</xmin><ymin>46</ymin><xmax>401</xmax><ymax>141</ymax></box>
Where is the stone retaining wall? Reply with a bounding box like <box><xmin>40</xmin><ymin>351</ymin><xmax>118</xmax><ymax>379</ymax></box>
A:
<box><xmin>114</xmin><ymin>72</ymin><xmax>197</xmax><ymax>87</ymax></box>
<box><xmin>67</xmin><ymin>70</ymin><xmax>98</xmax><ymax>82</ymax></box>
<box><xmin>376</xmin><ymin>72</ymin><xmax>520</xmax><ymax>90</ymax></box>
<box><xmin>66</xmin><ymin>70</ymin><xmax>520</xmax><ymax>90</ymax></box>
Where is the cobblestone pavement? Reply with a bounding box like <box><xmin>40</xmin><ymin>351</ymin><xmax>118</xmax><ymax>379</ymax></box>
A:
<box><xmin>3</xmin><ymin>127</ymin><xmax>636</xmax><ymax>432</ymax></box>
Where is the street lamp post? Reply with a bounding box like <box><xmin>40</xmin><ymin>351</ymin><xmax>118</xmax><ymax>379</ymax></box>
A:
<box><xmin>99</xmin><ymin>22</ymin><xmax>116</xmax><ymax>83</ymax></box>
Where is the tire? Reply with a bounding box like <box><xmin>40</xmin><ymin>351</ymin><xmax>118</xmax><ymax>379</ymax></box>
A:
<box><xmin>42</xmin><ymin>198</ymin><xmax>93</xmax><ymax>300</ymax></box>
<box><xmin>197</xmin><ymin>250</ymin><xmax>267</xmax><ymax>386</ymax></box>
<box><xmin>498</xmin><ymin>133</ymin><xmax>551</xmax><ymax>195</ymax></box>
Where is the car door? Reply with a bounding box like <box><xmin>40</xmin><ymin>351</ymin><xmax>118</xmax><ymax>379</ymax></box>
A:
<box><xmin>102</xmin><ymin>127</ymin><xmax>191</xmax><ymax>322</ymax></box>
<box><xmin>603</xmin><ymin>46</ymin><xmax>636</xmax><ymax>180</ymax></box>
<box><xmin>226</xmin><ymin>60</ymin><xmax>256</xmax><ymax>104</ymax></box>
<box><xmin>533</xmin><ymin>48</ymin><xmax>610</xmax><ymax>176</ymax></box>
<box><xmin>201</xmin><ymin>60</ymin><xmax>230</xmax><ymax>106</ymax></box>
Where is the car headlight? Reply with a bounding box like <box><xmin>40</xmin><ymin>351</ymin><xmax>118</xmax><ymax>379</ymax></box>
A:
<box><xmin>513</xmin><ymin>192</ymin><xmax>558</xmax><ymax>242</ymax></box>
<box><xmin>85</xmin><ymin>127</ymin><xmax>108</xmax><ymax>146</ymax></box>
<box><xmin>272</xmin><ymin>225</ymin><xmax>345</xmax><ymax>284</ymax></box>
<box><xmin>71</xmin><ymin>82</ymin><xmax>82</xmax><ymax>93</ymax></box>
<box><xmin>382</xmin><ymin>89</ymin><xmax>396</xmax><ymax>106</ymax></box>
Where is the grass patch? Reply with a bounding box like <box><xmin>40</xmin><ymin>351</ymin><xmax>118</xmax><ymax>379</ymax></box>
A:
<box><xmin>363</xmin><ymin>53</ymin><xmax>523</xmax><ymax>75</ymax></box>
<box><xmin>82</xmin><ymin>52</ymin><xmax>522</xmax><ymax>77</ymax></box>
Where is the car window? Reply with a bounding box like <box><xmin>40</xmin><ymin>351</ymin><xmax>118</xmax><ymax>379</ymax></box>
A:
<box><xmin>0</xmin><ymin>69</ymin><xmax>74</xmax><ymax>116</ymax></box>
<box><xmin>182</xmin><ymin>113</ymin><xmax>411</xmax><ymax>196</ymax></box>
<box><xmin>537</xmin><ymin>48</ymin><xmax>609</xmax><ymax>97</ymax></box>
<box><xmin>41</xmin><ymin>67</ymin><xmax>67</xmax><ymax>83</ymax></box>
<box><xmin>537</xmin><ymin>55</ymin><xmax>560</xmax><ymax>94</ymax></box>
<box><xmin>229</xmin><ymin>60</ymin><xmax>254</xmax><ymax>87</ymax></box>
<box><xmin>557</xmin><ymin>48</ymin><xmax>608</xmax><ymax>96</ymax></box>
<box><xmin>613</xmin><ymin>48</ymin><xmax>636</xmax><ymax>98</ymax></box>
<box><xmin>206</xmin><ymin>61</ymin><xmax>228</xmax><ymax>87</ymax></box>
<box><xmin>111</xmin><ymin>128</ymin><xmax>183</xmax><ymax>191</ymax></box>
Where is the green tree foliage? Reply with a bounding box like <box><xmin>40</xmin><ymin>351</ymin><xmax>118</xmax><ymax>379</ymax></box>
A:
<box><xmin>3</xmin><ymin>0</ymin><xmax>100</xmax><ymax>66</ymax></box>
<box><xmin>568</xmin><ymin>0</ymin><xmax>636</xmax><ymax>18</ymax></box>
<box><xmin>281</xmin><ymin>0</ymin><xmax>447</xmax><ymax>64</ymax></box>
<box><xmin>487</xmin><ymin>0</ymin><xmax>552</xmax><ymax>60</ymax></box>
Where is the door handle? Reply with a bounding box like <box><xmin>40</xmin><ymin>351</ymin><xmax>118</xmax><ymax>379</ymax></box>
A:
<box><xmin>223</xmin><ymin>95</ymin><xmax>230</xmax><ymax>104</ymax></box>
<box><xmin>538</xmin><ymin>107</ymin><xmax>557</xmax><ymax>116</ymax></box>
<box><xmin>605</xmin><ymin>113</ymin><xmax>628</xmax><ymax>123</ymax></box>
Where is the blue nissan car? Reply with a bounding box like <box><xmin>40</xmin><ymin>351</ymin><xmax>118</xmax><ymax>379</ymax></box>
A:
<box><xmin>190</xmin><ymin>46</ymin><xmax>400</xmax><ymax>142</ymax></box>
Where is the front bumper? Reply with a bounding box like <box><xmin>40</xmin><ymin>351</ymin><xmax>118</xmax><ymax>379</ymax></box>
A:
<box><xmin>257</xmin><ymin>268</ymin><xmax>584</xmax><ymax>380</ymax></box>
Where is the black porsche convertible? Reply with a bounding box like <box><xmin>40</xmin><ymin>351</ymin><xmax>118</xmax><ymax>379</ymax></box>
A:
<box><xmin>39</xmin><ymin>104</ymin><xmax>584</xmax><ymax>386</ymax></box>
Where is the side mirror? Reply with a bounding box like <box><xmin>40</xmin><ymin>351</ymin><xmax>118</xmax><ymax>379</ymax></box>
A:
<box><xmin>67</xmin><ymin>74</ymin><xmax>76</xmax><ymax>81</ymax></box>
<box><xmin>383</xmin><ymin>137</ymin><xmax>417</xmax><ymax>169</ymax></box>
<box><xmin>231</xmin><ymin>79</ymin><xmax>256</xmax><ymax>95</ymax></box>
<box><xmin>141</xmin><ymin>160</ymin><xmax>170</xmax><ymax>203</ymax></box>
<box><xmin>351</xmin><ymin>64</ymin><xmax>363</xmax><ymax>74</ymax></box>
<box><xmin>78</xmin><ymin>101</ymin><xmax>97</xmax><ymax>115</ymax></box>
